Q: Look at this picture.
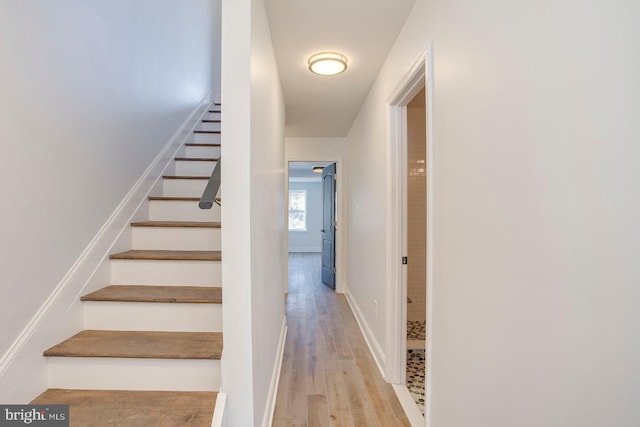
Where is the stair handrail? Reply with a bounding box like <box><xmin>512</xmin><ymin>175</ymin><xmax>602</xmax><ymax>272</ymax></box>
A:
<box><xmin>199</xmin><ymin>158</ymin><xmax>221</xmax><ymax>209</ymax></box>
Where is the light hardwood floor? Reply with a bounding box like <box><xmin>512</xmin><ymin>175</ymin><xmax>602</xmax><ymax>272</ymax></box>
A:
<box><xmin>273</xmin><ymin>253</ymin><xmax>410</xmax><ymax>427</ymax></box>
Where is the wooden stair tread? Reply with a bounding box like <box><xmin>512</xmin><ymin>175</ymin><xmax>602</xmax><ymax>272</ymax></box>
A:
<box><xmin>149</xmin><ymin>196</ymin><xmax>200</xmax><ymax>201</ymax></box>
<box><xmin>82</xmin><ymin>285</ymin><xmax>222</xmax><ymax>304</ymax></box>
<box><xmin>194</xmin><ymin>130</ymin><xmax>221</xmax><ymax>134</ymax></box>
<box><xmin>44</xmin><ymin>330</ymin><xmax>223</xmax><ymax>359</ymax></box>
<box><xmin>131</xmin><ymin>221</ymin><xmax>221</xmax><ymax>228</ymax></box>
<box><xmin>208</xmin><ymin>110</ymin><xmax>221</xmax><ymax>113</ymax></box>
<box><xmin>174</xmin><ymin>157</ymin><xmax>219</xmax><ymax>161</ymax></box>
<box><xmin>186</xmin><ymin>143</ymin><xmax>221</xmax><ymax>147</ymax></box>
<box><xmin>201</xmin><ymin>119</ymin><xmax>221</xmax><ymax>123</ymax></box>
<box><xmin>32</xmin><ymin>389</ymin><xmax>217</xmax><ymax>427</ymax></box>
<box><xmin>110</xmin><ymin>250</ymin><xmax>221</xmax><ymax>261</ymax></box>
<box><xmin>163</xmin><ymin>175</ymin><xmax>210</xmax><ymax>180</ymax></box>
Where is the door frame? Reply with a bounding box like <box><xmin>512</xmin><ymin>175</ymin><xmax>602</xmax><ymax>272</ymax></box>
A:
<box><xmin>385</xmin><ymin>44</ymin><xmax>434</xmax><ymax>426</ymax></box>
<box><xmin>285</xmin><ymin>159</ymin><xmax>346</xmax><ymax>294</ymax></box>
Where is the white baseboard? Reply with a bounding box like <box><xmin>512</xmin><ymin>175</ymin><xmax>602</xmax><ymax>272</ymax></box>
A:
<box><xmin>392</xmin><ymin>384</ymin><xmax>425</xmax><ymax>427</ymax></box>
<box><xmin>0</xmin><ymin>94</ymin><xmax>211</xmax><ymax>403</ymax></box>
<box><xmin>211</xmin><ymin>392</ymin><xmax>227</xmax><ymax>427</ymax></box>
<box><xmin>344</xmin><ymin>287</ymin><xmax>386</xmax><ymax>378</ymax></box>
<box><xmin>287</xmin><ymin>247</ymin><xmax>321</xmax><ymax>253</ymax></box>
<box><xmin>261</xmin><ymin>316</ymin><xmax>287</xmax><ymax>427</ymax></box>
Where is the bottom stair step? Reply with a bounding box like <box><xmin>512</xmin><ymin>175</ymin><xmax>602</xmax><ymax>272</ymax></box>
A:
<box><xmin>31</xmin><ymin>389</ymin><xmax>217</xmax><ymax>427</ymax></box>
<box><xmin>44</xmin><ymin>331</ymin><xmax>222</xmax><ymax>390</ymax></box>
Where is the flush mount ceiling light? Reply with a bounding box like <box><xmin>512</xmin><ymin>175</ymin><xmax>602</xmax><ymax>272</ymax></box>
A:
<box><xmin>308</xmin><ymin>52</ymin><xmax>348</xmax><ymax>76</ymax></box>
<box><xmin>312</xmin><ymin>166</ymin><xmax>324</xmax><ymax>173</ymax></box>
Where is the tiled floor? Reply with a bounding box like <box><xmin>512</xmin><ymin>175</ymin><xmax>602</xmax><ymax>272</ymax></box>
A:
<box><xmin>406</xmin><ymin>349</ymin><xmax>426</xmax><ymax>415</ymax></box>
<box><xmin>407</xmin><ymin>320</ymin><xmax>426</xmax><ymax>415</ymax></box>
<box><xmin>407</xmin><ymin>320</ymin><xmax>426</xmax><ymax>340</ymax></box>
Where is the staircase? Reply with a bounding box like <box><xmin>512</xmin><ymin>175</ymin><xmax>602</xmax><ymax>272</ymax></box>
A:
<box><xmin>31</xmin><ymin>105</ymin><xmax>224</xmax><ymax>426</ymax></box>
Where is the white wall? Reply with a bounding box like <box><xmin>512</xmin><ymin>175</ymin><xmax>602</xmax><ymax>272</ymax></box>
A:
<box><xmin>210</xmin><ymin>0</ymin><xmax>223</xmax><ymax>101</ymax></box>
<box><xmin>0</xmin><ymin>0</ymin><xmax>218</xmax><ymax>398</ymax></box>
<box><xmin>286</xmin><ymin>137</ymin><xmax>347</xmax><ymax>161</ymax></box>
<box><xmin>288</xmin><ymin>180</ymin><xmax>322</xmax><ymax>252</ymax></box>
<box><xmin>221</xmin><ymin>0</ymin><xmax>286</xmax><ymax>425</ymax></box>
<box><xmin>347</xmin><ymin>0</ymin><xmax>640</xmax><ymax>425</ymax></box>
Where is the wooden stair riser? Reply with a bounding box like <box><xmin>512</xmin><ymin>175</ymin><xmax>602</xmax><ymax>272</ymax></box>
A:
<box><xmin>132</xmin><ymin>226</ymin><xmax>221</xmax><ymax>251</ymax></box>
<box><xmin>175</xmin><ymin>159</ymin><xmax>218</xmax><ymax>176</ymax></box>
<box><xmin>149</xmin><ymin>200</ymin><xmax>221</xmax><ymax>222</ymax></box>
<box><xmin>193</xmin><ymin>132</ymin><xmax>221</xmax><ymax>144</ymax></box>
<box><xmin>47</xmin><ymin>358</ymin><xmax>220</xmax><ymax>391</ymax></box>
<box><xmin>111</xmin><ymin>259</ymin><xmax>221</xmax><ymax>286</ymax></box>
<box><xmin>163</xmin><ymin>178</ymin><xmax>209</xmax><ymax>198</ymax></box>
<box><xmin>185</xmin><ymin>145</ymin><xmax>221</xmax><ymax>158</ymax></box>
<box><xmin>207</xmin><ymin>112</ymin><xmax>220</xmax><ymax>121</ymax></box>
<box><xmin>83</xmin><ymin>302</ymin><xmax>222</xmax><ymax>332</ymax></box>
<box><xmin>200</xmin><ymin>122</ymin><xmax>221</xmax><ymax>132</ymax></box>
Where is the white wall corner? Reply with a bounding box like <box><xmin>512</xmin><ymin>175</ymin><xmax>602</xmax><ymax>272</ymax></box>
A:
<box><xmin>344</xmin><ymin>288</ymin><xmax>386</xmax><ymax>378</ymax></box>
<box><xmin>0</xmin><ymin>95</ymin><xmax>211</xmax><ymax>403</ymax></box>
<box><xmin>261</xmin><ymin>316</ymin><xmax>287</xmax><ymax>427</ymax></box>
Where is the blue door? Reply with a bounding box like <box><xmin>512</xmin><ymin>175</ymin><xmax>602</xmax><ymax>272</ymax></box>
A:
<box><xmin>321</xmin><ymin>163</ymin><xmax>336</xmax><ymax>289</ymax></box>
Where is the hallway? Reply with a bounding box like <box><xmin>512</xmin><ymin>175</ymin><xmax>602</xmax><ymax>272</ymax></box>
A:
<box><xmin>273</xmin><ymin>253</ymin><xmax>410</xmax><ymax>426</ymax></box>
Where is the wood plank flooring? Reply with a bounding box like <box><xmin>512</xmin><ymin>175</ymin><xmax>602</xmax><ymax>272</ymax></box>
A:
<box><xmin>274</xmin><ymin>253</ymin><xmax>410</xmax><ymax>427</ymax></box>
<box><xmin>81</xmin><ymin>285</ymin><xmax>222</xmax><ymax>304</ymax></box>
<box><xmin>109</xmin><ymin>249</ymin><xmax>221</xmax><ymax>261</ymax></box>
<box><xmin>31</xmin><ymin>389</ymin><xmax>217</xmax><ymax>427</ymax></box>
<box><xmin>43</xmin><ymin>330</ymin><xmax>223</xmax><ymax>359</ymax></box>
<box><xmin>130</xmin><ymin>221</ymin><xmax>221</xmax><ymax>228</ymax></box>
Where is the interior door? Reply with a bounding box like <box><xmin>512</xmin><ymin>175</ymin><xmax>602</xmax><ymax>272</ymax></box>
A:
<box><xmin>321</xmin><ymin>163</ymin><xmax>337</xmax><ymax>290</ymax></box>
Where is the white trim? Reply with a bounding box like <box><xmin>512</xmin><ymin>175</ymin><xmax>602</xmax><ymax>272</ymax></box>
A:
<box><xmin>385</xmin><ymin>49</ymin><xmax>427</xmax><ymax>385</ymax></box>
<box><xmin>391</xmin><ymin>384</ymin><xmax>425</xmax><ymax>427</ymax></box>
<box><xmin>388</xmin><ymin>50</ymin><xmax>428</xmax><ymax>105</ymax></box>
<box><xmin>262</xmin><ymin>317</ymin><xmax>287</xmax><ymax>427</ymax></box>
<box><xmin>211</xmin><ymin>392</ymin><xmax>227</xmax><ymax>427</ymax></box>
<box><xmin>0</xmin><ymin>94</ymin><xmax>211</xmax><ymax>402</ymax></box>
<box><xmin>344</xmin><ymin>287</ymin><xmax>385</xmax><ymax>377</ymax></box>
<box><xmin>287</xmin><ymin>247</ymin><xmax>321</xmax><ymax>253</ymax></box>
<box><xmin>288</xmin><ymin>177</ymin><xmax>321</xmax><ymax>183</ymax></box>
<box><xmin>424</xmin><ymin>42</ymin><xmax>435</xmax><ymax>427</ymax></box>
<box><xmin>385</xmin><ymin>43</ymin><xmax>435</xmax><ymax>427</ymax></box>
<box><xmin>385</xmin><ymin>103</ymin><xmax>408</xmax><ymax>384</ymax></box>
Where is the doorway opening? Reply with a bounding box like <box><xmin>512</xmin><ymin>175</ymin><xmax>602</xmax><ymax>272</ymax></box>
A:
<box><xmin>385</xmin><ymin>46</ymin><xmax>433</xmax><ymax>427</ymax></box>
<box><xmin>287</xmin><ymin>161</ymin><xmax>338</xmax><ymax>291</ymax></box>
<box><xmin>405</xmin><ymin>87</ymin><xmax>427</xmax><ymax>415</ymax></box>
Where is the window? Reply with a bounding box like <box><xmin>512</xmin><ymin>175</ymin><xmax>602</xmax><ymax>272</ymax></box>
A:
<box><xmin>288</xmin><ymin>190</ymin><xmax>307</xmax><ymax>231</ymax></box>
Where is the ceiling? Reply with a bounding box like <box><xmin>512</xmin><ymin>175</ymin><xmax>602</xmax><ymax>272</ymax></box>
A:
<box><xmin>288</xmin><ymin>161</ymin><xmax>332</xmax><ymax>180</ymax></box>
<box><xmin>264</xmin><ymin>0</ymin><xmax>416</xmax><ymax>137</ymax></box>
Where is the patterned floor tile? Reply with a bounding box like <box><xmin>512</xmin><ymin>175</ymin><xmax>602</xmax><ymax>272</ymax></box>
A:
<box><xmin>407</xmin><ymin>321</ymin><xmax>426</xmax><ymax>416</ymax></box>
<box><xmin>406</xmin><ymin>349</ymin><xmax>425</xmax><ymax>415</ymax></box>
<box><xmin>407</xmin><ymin>320</ymin><xmax>426</xmax><ymax>340</ymax></box>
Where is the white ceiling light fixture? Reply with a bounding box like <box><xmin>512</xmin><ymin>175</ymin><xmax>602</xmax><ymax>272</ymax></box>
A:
<box><xmin>308</xmin><ymin>52</ymin><xmax>348</xmax><ymax>76</ymax></box>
